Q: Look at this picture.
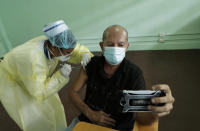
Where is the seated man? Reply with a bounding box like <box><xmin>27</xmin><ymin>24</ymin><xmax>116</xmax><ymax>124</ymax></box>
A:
<box><xmin>66</xmin><ymin>25</ymin><xmax>175</xmax><ymax>131</ymax></box>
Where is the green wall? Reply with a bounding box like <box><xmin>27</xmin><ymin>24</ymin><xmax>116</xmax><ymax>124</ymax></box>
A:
<box><xmin>0</xmin><ymin>0</ymin><xmax>200</xmax><ymax>57</ymax></box>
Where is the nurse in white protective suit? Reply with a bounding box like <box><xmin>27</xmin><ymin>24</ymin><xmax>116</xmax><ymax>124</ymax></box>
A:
<box><xmin>0</xmin><ymin>20</ymin><xmax>93</xmax><ymax>131</ymax></box>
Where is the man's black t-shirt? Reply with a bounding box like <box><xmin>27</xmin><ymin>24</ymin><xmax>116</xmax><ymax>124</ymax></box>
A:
<box><xmin>78</xmin><ymin>56</ymin><xmax>146</xmax><ymax>131</ymax></box>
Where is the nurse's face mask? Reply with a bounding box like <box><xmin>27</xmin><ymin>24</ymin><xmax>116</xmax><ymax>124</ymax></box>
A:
<box><xmin>57</xmin><ymin>48</ymin><xmax>72</xmax><ymax>62</ymax></box>
<box><xmin>47</xmin><ymin>45</ymin><xmax>72</xmax><ymax>62</ymax></box>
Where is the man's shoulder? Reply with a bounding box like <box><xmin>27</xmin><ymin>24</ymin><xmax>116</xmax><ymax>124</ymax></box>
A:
<box><xmin>85</xmin><ymin>55</ymin><xmax>102</xmax><ymax>73</ymax></box>
<box><xmin>91</xmin><ymin>55</ymin><xmax>102</xmax><ymax>61</ymax></box>
<box><xmin>89</xmin><ymin>55</ymin><xmax>103</xmax><ymax>65</ymax></box>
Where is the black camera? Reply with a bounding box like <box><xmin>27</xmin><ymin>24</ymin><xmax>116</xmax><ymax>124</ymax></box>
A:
<box><xmin>120</xmin><ymin>90</ymin><xmax>166</xmax><ymax>112</ymax></box>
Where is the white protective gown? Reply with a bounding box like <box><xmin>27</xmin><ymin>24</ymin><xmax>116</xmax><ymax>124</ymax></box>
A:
<box><xmin>0</xmin><ymin>35</ymin><xmax>93</xmax><ymax>131</ymax></box>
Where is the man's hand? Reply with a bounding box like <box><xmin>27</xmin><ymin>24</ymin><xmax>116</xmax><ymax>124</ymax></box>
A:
<box><xmin>87</xmin><ymin>110</ymin><xmax>116</xmax><ymax>128</ymax></box>
<box><xmin>148</xmin><ymin>84</ymin><xmax>175</xmax><ymax>117</ymax></box>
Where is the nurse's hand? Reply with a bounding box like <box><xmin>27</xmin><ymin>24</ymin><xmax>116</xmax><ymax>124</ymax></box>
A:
<box><xmin>60</xmin><ymin>64</ymin><xmax>72</xmax><ymax>78</ymax></box>
<box><xmin>87</xmin><ymin>110</ymin><xmax>116</xmax><ymax>128</ymax></box>
<box><xmin>81</xmin><ymin>53</ymin><xmax>91</xmax><ymax>68</ymax></box>
<box><xmin>148</xmin><ymin>84</ymin><xmax>175</xmax><ymax>117</ymax></box>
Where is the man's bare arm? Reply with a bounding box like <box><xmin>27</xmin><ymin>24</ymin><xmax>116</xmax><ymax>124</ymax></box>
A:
<box><xmin>136</xmin><ymin>112</ymin><xmax>158</xmax><ymax>125</ymax></box>
<box><xmin>68</xmin><ymin>67</ymin><xmax>92</xmax><ymax>117</ymax></box>
<box><xmin>68</xmin><ymin>67</ymin><xmax>116</xmax><ymax>127</ymax></box>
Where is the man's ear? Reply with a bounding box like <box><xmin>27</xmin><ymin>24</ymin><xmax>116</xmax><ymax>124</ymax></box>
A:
<box><xmin>99</xmin><ymin>42</ymin><xmax>104</xmax><ymax>51</ymax></box>
<box><xmin>125</xmin><ymin>42</ymin><xmax>129</xmax><ymax>52</ymax></box>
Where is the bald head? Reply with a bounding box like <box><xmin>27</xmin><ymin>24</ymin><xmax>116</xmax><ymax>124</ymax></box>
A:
<box><xmin>102</xmin><ymin>25</ymin><xmax>128</xmax><ymax>41</ymax></box>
